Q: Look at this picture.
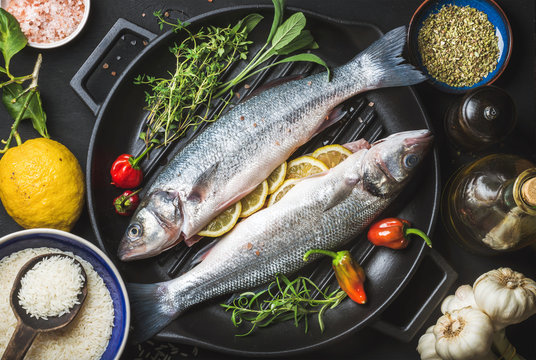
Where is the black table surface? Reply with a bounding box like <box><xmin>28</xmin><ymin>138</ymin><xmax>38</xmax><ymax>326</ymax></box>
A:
<box><xmin>0</xmin><ymin>0</ymin><xmax>535</xmax><ymax>359</ymax></box>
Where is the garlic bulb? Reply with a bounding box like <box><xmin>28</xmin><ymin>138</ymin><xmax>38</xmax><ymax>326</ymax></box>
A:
<box><xmin>417</xmin><ymin>326</ymin><xmax>442</xmax><ymax>360</ymax></box>
<box><xmin>441</xmin><ymin>285</ymin><xmax>478</xmax><ymax>314</ymax></box>
<box><xmin>434</xmin><ymin>307</ymin><xmax>495</xmax><ymax>360</ymax></box>
<box><xmin>473</xmin><ymin>267</ymin><xmax>536</xmax><ymax>330</ymax></box>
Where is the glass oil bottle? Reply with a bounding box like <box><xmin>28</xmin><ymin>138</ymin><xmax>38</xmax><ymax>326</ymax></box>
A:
<box><xmin>442</xmin><ymin>154</ymin><xmax>536</xmax><ymax>255</ymax></box>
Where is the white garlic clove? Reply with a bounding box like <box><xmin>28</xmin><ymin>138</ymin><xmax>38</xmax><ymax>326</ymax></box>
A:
<box><xmin>441</xmin><ymin>285</ymin><xmax>478</xmax><ymax>314</ymax></box>
<box><xmin>417</xmin><ymin>326</ymin><xmax>442</xmax><ymax>360</ymax></box>
<box><xmin>434</xmin><ymin>307</ymin><xmax>494</xmax><ymax>360</ymax></box>
<box><xmin>473</xmin><ymin>267</ymin><xmax>536</xmax><ymax>331</ymax></box>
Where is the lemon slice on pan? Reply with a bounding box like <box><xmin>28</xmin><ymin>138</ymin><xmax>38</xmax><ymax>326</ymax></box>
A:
<box><xmin>197</xmin><ymin>202</ymin><xmax>242</xmax><ymax>237</ymax></box>
<box><xmin>240</xmin><ymin>180</ymin><xmax>269</xmax><ymax>218</ymax></box>
<box><xmin>312</xmin><ymin>144</ymin><xmax>352</xmax><ymax>168</ymax></box>
<box><xmin>266</xmin><ymin>162</ymin><xmax>287</xmax><ymax>194</ymax></box>
<box><xmin>267</xmin><ymin>179</ymin><xmax>299</xmax><ymax>207</ymax></box>
<box><xmin>285</xmin><ymin>156</ymin><xmax>328</xmax><ymax>180</ymax></box>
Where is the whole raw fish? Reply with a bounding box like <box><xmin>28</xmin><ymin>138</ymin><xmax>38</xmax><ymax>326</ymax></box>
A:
<box><xmin>118</xmin><ymin>26</ymin><xmax>426</xmax><ymax>261</ymax></box>
<box><xmin>127</xmin><ymin>129</ymin><xmax>433</xmax><ymax>342</ymax></box>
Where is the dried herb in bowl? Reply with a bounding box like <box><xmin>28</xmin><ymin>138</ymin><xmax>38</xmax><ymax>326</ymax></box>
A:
<box><xmin>417</xmin><ymin>4</ymin><xmax>499</xmax><ymax>88</ymax></box>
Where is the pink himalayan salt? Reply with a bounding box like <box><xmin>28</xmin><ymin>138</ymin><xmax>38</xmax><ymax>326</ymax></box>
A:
<box><xmin>6</xmin><ymin>0</ymin><xmax>85</xmax><ymax>44</ymax></box>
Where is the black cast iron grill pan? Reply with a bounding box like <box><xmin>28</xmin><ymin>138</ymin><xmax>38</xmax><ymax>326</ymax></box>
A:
<box><xmin>71</xmin><ymin>5</ymin><xmax>456</xmax><ymax>356</ymax></box>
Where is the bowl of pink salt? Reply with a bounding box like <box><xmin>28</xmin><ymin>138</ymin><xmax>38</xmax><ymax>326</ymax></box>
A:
<box><xmin>3</xmin><ymin>0</ymin><xmax>90</xmax><ymax>49</ymax></box>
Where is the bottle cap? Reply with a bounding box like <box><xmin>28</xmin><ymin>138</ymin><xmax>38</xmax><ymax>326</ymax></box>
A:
<box><xmin>521</xmin><ymin>177</ymin><xmax>536</xmax><ymax>208</ymax></box>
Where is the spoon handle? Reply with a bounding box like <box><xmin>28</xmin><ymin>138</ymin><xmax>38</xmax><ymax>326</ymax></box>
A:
<box><xmin>1</xmin><ymin>321</ymin><xmax>38</xmax><ymax>360</ymax></box>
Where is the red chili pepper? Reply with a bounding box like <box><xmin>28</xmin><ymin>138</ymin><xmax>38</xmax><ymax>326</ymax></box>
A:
<box><xmin>110</xmin><ymin>154</ymin><xmax>143</xmax><ymax>188</ymax></box>
<box><xmin>110</xmin><ymin>145</ymin><xmax>153</xmax><ymax>189</ymax></box>
<box><xmin>367</xmin><ymin>217</ymin><xmax>432</xmax><ymax>249</ymax></box>
<box><xmin>113</xmin><ymin>189</ymin><xmax>141</xmax><ymax>216</ymax></box>
<box><xmin>303</xmin><ymin>249</ymin><xmax>367</xmax><ymax>304</ymax></box>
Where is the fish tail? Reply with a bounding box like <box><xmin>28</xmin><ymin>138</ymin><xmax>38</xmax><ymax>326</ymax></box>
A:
<box><xmin>355</xmin><ymin>26</ymin><xmax>426</xmax><ymax>88</ymax></box>
<box><xmin>127</xmin><ymin>282</ymin><xmax>180</xmax><ymax>343</ymax></box>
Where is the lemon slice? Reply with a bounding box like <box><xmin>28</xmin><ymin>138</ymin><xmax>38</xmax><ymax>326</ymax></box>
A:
<box><xmin>240</xmin><ymin>180</ymin><xmax>269</xmax><ymax>218</ymax></box>
<box><xmin>285</xmin><ymin>156</ymin><xmax>329</xmax><ymax>180</ymax></box>
<box><xmin>197</xmin><ymin>202</ymin><xmax>242</xmax><ymax>237</ymax></box>
<box><xmin>267</xmin><ymin>179</ymin><xmax>299</xmax><ymax>207</ymax></box>
<box><xmin>266</xmin><ymin>162</ymin><xmax>287</xmax><ymax>194</ymax></box>
<box><xmin>312</xmin><ymin>144</ymin><xmax>353</xmax><ymax>168</ymax></box>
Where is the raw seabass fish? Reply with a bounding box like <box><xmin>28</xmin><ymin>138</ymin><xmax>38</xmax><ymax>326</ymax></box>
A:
<box><xmin>118</xmin><ymin>26</ymin><xmax>427</xmax><ymax>261</ymax></box>
<box><xmin>127</xmin><ymin>129</ymin><xmax>433</xmax><ymax>342</ymax></box>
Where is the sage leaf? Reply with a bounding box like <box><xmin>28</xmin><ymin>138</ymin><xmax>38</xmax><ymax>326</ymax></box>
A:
<box><xmin>274</xmin><ymin>29</ymin><xmax>317</xmax><ymax>55</ymax></box>
<box><xmin>2</xmin><ymin>83</ymin><xmax>48</xmax><ymax>138</ymax></box>
<box><xmin>233</xmin><ymin>13</ymin><xmax>264</xmax><ymax>34</ymax></box>
<box><xmin>271</xmin><ymin>12</ymin><xmax>306</xmax><ymax>52</ymax></box>
<box><xmin>267</xmin><ymin>0</ymin><xmax>285</xmax><ymax>44</ymax></box>
<box><xmin>271</xmin><ymin>53</ymin><xmax>331</xmax><ymax>79</ymax></box>
<box><xmin>0</xmin><ymin>9</ymin><xmax>27</xmax><ymax>70</ymax></box>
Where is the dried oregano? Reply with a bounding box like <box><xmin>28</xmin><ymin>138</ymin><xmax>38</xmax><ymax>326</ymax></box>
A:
<box><xmin>418</xmin><ymin>5</ymin><xmax>499</xmax><ymax>87</ymax></box>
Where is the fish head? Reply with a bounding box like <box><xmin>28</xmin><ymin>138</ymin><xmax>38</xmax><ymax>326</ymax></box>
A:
<box><xmin>118</xmin><ymin>190</ymin><xmax>183</xmax><ymax>261</ymax></box>
<box><xmin>362</xmin><ymin>130</ymin><xmax>433</xmax><ymax>196</ymax></box>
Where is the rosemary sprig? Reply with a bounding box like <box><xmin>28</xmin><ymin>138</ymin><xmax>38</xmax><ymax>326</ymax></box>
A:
<box><xmin>221</xmin><ymin>274</ymin><xmax>347</xmax><ymax>336</ymax></box>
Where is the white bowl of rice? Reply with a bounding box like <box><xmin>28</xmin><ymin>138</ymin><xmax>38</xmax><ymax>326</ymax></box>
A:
<box><xmin>2</xmin><ymin>0</ymin><xmax>90</xmax><ymax>49</ymax></box>
<box><xmin>0</xmin><ymin>228</ymin><xmax>129</xmax><ymax>360</ymax></box>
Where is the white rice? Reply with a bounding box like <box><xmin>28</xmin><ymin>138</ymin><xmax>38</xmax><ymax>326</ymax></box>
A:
<box><xmin>18</xmin><ymin>255</ymin><xmax>85</xmax><ymax>320</ymax></box>
<box><xmin>0</xmin><ymin>247</ymin><xmax>115</xmax><ymax>360</ymax></box>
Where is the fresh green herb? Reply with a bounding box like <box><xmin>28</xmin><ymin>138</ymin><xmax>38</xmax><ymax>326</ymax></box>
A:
<box><xmin>136</xmin><ymin>0</ymin><xmax>329</xmax><ymax>152</ymax></box>
<box><xmin>215</xmin><ymin>2</ymin><xmax>329</xmax><ymax>97</ymax></box>
<box><xmin>0</xmin><ymin>8</ymin><xmax>47</xmax><ymax>153</ymax></box>
<box><xmin>221</xmin><ymin>274</ymin><xmax>346</xmax><ymax>336</ymax></box>
<box><xmin>417</xmin><ymin>4</ymin><xmax>499</xmax><ymax>88</ymax></box>
<box><xmin>135</xmin><ymin>12</ymin><xmax>258</xmax><ymax>148</ymax></box>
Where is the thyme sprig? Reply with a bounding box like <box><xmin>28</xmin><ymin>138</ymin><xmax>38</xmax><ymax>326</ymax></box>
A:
<box><xmin>221</xmin><ymin>274</ymin><xmax>347</xmax><ymax>336</ymax></box>
<box><xmin>134</xmin><ymin>12</ymin><xmax>257</xmax><ymax>148</ymax></box>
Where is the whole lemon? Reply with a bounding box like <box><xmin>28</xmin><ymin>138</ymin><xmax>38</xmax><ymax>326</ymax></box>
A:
<box><xmin>0</xmin><ymin>138</ymin><xmax>85</xmax><ymax>231</ymax></box>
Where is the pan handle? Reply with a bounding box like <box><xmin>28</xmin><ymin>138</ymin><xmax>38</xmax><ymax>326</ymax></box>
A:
<box><xmin>370</xmin><ymin>249</ymin><xmax>457</xmax><ymax>342</ymax></box>
<box><xmin>69</xmin><ymin>18</ymin><xmax>158</xmax><ymax>115</ymax></box>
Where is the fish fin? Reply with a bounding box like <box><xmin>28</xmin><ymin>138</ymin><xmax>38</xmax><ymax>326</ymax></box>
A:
<box><xmin>127</xmin><ymin>282</ymin><xmax>180</xmax><ymax>343</ymax></box>
<box><xmin>314</xmin><ymin>104</ymin><xmax>347</xmax><ymax>135</ymax></box>
<box><xmin>188</xmin><ymin>162</ymin><xmax>220</xmax><ymax>203</ymax></box>
<box><xmin>216</xmin><ymin>184</ymin><xmax>257</xmax><ymax>212</ymax></box>
<box><xmin>323</xmin><ymin>177</ymin><xmax>360</xmax><ymax>212</ymax></box>
<box><xmin>355</xmin><ymin>26</ymin><xmax>427</xmax><ymax>88</ymax></box>
<box><xmin>186</xmin><ymin>238</ymin><xmax>219</xmax><ymax>269</ymax></box>
<box><xmin>343</xmin><ymin>139</ymin><xmax>371</xmax><ymax>153</ymax></box>
<box><xmin>184</xmin><ymin>234</ymin><xmax>203</xmax><ymax>247</ymax></box>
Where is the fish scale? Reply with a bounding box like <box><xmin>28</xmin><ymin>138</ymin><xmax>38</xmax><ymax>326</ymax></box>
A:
<box><xmin>118</xmin><ymin>26</ymin><xmax>427</xmax><ymax>262</ymax></box>
<box><xmin>128</xmin><ymin>129</ymin><xmax>433</xmax><ymax>342</ymax></box>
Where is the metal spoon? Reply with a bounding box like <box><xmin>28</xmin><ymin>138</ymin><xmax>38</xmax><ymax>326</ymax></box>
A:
<box><xmin>1</xmin><ymin>254</ymin><xmax>88</xmax><ymax>360</ymax></box>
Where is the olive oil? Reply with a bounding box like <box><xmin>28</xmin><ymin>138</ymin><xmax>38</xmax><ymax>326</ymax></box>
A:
<box><xmin>442</xmin><ymin>154</ymin><xmax>536</xmax><ymax>255</ymax></box>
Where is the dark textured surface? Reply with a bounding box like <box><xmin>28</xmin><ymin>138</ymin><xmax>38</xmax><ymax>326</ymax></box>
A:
<box><xmin>0</xmin><ymin>0</ymin><xmax>534</xmax><ymax>359</ymax></box>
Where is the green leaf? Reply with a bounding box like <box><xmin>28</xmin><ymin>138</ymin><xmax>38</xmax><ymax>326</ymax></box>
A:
<box><xmin>267</xmin><ymin>0</ymin><xmax>285</xmax><ymax>44</ymax></box>
<box><xmin>2</xmin><ymin>83</ymin><xmax>48</xmax><ymax>138</ymax></box>
<box><xmin>270</xmin><ymin>12</ymin><xmax>306</xmax><ymax>52</ymax></box>
<box><xmin>233</xmin><ymin>13</ymin><xmax>264</xmax><ymax>34</ymax></box>
<box><xmin>0</xmin><ymin>9</ymin><xmax>27</xmax><ymax>71</ymax></box>
<box><xmin>274</xmin><ymin>29</ymin><xmax>316</xmax><ymax>55</ymax></box>
<box><xmin>272</xmin><ymin>53</ymin><xmax>331</xmax><ymax>79</ymax></box>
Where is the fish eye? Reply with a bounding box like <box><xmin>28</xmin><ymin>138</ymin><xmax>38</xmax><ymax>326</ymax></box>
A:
<box><xmin>404</xmin><ymin>154</ymin><xmax>419</xmax><ymax>168</ymax></box>
<box><xmin>127</xmin><ymin>223</ymin><xmax>143</xmax><ymax>241</ymax></box>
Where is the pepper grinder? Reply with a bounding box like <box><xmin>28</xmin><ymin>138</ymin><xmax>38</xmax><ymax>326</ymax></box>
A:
<box><xmin>445</xmin><ymin>86</ymin><xmax>516</xmax><ymax>151</ymax></box>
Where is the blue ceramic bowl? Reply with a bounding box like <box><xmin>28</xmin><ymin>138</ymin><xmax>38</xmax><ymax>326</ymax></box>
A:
<box><xmin>0</xmin><ymin>229</ymin><xmax>130</xmax><ymax>360</ymax></box>
<box><xmin>408</xmin><ymin>0</ymin><xmax>512</xmax><ymax>93</ymax></box>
